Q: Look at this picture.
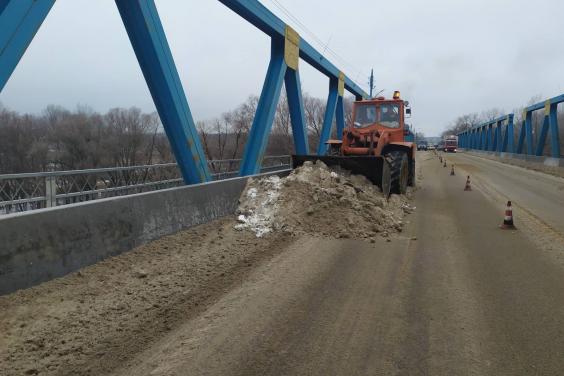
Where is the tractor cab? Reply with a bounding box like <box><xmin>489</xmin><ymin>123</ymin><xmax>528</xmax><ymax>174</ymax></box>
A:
<box><xmin>336</xmin><ymin>91</ymin><xmax>413</xmax><ymax>157</ymax></box>
<box><xmin>351</xmin><ymin>91</ymin><xmax>411</xmax><ymax>144</ymax></box>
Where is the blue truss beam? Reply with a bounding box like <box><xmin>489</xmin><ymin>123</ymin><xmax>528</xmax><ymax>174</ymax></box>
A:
<box><xmin>336</xmin><ymin>95</ymin><xmax>345</xmax><ymax>137</ymax></box>
<box><xmin>1</xmin><ymin>0</ymin><xmax>369</xmax><ymax>182</ymax></box>
<box><xmin>317</xmin><ymin>78</ymin><xmax>339</xmax><ymax>155</ymax></box>
<box><xmin>0</xmin><ymin>0</ymin><xmax>55</xmax><ymax>91</ymax></box>
<box><xmin>239</xmin><ymin>39</ymin><xmax>287</xmax><ymax>175</ymax></box>
<box><xmin>285</xmin><ymin>68</ymin><xmax>309</xmax><ymax>154</ymax></box>
<box><xmin>116</xmin><ymin>0</ymin><xmax>211</xmax><ymax>184</ymax></box>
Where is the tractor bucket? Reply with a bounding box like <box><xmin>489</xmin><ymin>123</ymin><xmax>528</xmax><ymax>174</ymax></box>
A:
<box><xmin>291</xmin><ymin>155</ymin><xmax>392</xmax><ymax>198</ymax></box>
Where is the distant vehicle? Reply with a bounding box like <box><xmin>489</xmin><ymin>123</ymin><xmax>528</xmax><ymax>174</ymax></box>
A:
<box><xmin>417</xmin><ymin>141</ymin><xmax>428</xmax><ymax>151</ymax></box>
<box><xmin>443</xmin><ymin>135</ymin><xmax>458</xmax><ymax>152</ymax></box>
<box><xmin>427</xmin><ymin>144</ymin><xmax>436</xmax><ymax>150</ymax></box>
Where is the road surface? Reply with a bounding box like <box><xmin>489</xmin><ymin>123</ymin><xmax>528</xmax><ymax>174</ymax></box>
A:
<box><xmin>114</xmin><ymin>152</ymin><xmax>564</xmax><ymax>375</ymax></box>
<box><xmin>2</xmin><ymin>152</ymin><xmax>564</xmax><ymax>375</ymax></box>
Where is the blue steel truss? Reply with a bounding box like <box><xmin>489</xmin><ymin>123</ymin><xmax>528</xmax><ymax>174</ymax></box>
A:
<box><xmin>458</xmin><ymin>94</ymin><xmax>562</xmax><ymax>158</ymax></box>
<box><xmin>0</xmin><ymin>0</ymin><xmax>368</xmax><ymax>184</ymax></box>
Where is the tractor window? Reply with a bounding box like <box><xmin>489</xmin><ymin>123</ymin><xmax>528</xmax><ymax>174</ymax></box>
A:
<box><xmin>354</xmin><ymin>103</ymin><xmax>401</xmax><ymax>129</ymax></box>
<box><xmin>379</xmin><ymin>104</ymin><xmax>400</xmax><ymax>128</ymax></box>
<box><xmin>354</xmin><ymin>104</ymin><xmax>377</xmax><ymax>128</ymax></box>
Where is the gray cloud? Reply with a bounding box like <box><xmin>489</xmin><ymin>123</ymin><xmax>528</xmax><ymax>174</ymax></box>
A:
<box><xmin>1</xmin><ymin>0</ymin><xmax>563</xmax><ymax>136</ymax></box>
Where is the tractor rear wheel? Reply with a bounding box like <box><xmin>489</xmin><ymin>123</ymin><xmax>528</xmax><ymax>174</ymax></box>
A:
<box><xmin>386</xmin><ymin>151</ymin><xmax>409</xmax><ymax>194</ymax></box>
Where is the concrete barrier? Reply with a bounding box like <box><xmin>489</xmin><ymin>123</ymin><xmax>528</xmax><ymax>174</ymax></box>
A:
<box><xmin>461</xmin><ymin>150</ymin><xmax>564</xmax><ymax>178</ymax></box>
<box><xmin>0</xmin><ymin>170</ymin><xmax>290</xmax><ymax>295</ymax></box>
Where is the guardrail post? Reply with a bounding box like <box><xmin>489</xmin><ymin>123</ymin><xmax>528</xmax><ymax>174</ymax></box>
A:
<box><xmin>45</xmin><ymin>175</ymin><xmax>57</xmax><ymax>208</ymax></box>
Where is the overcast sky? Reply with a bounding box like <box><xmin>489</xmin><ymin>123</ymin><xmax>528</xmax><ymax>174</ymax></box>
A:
<box><xmin>1</xmin><ymin>0</ymin><xmax>563</xmax><ymax>136</ymax></box>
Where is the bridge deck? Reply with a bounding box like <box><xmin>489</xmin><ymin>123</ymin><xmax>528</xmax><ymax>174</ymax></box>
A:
<box><xmin>1</xmin><ymin>152</ymin><xmax>564</xmax><ymax>375</ymax></box>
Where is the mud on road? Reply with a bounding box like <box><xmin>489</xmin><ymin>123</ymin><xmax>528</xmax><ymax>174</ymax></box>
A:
<box><xmin>0</xmin><ymin>163</ymin><xmax>411</xmax><ymax>376</ymax></box>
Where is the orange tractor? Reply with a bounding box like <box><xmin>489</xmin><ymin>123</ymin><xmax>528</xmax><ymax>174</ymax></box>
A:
<box><xmin>293</xmin><ymin>91</ymin><xmax>415</xmax><ymax>197</ymax></box>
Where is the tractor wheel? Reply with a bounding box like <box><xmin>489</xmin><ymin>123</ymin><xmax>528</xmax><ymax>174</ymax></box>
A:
<box><xmin>386</xmin><ymin>151</ymin><xmax>409</xmax><ymax>194</ymax></box>
<box><xmin>380</xmin><ymin>159</ymin><xmax>392</xmax><ymax>198</ymax></box>
<box><xmin>408</xmin><ymin>158</ymin><xmax>416</xmax><ymax>187</ymax></box>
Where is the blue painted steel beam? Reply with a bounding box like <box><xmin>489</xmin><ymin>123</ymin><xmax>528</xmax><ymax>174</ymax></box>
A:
<box><xmin>284</xmin><ymin>68</ymin><xmax>309</xmax><ymax>154</ymax></box>
<box><xmin>525</xmin><ymin>94</ymin><xmax>564</xmax><ymax>112</ymax></box>
<box><xmin>535</xmin><ymin>115</ymin><xmax>550</xmax><ymax>156</ymax></box>
<box><xmin>0</xmin><ymin>0</ymin><xmax>54</xmax><ymax>91</ymax></box>
<box><xmin>317</xmin><ymin>78</ymin><xmax>339</xmax><ymax>155</ymax></box>
<box><xmin>548</xmin><ymin>103</ymin><xmax>561</xmax><ymax>157</ymax></box>
<box><xmin>336</xmin><ymin>95</ymin><xmax>345</xmax><ymax>138</ymax></box>
<box><xmin>524</xmin><ymin>111</ymin><xmax>534</xmax><ymax>155</ymax></box>
<box><xmin>503</xmin><ymin>115</ymin><xmax>514</xmax><ymax>153</ymax></box>
<box><xmin>239</xmin><ymin>38</ymin><xmax>287</xmax><ymax>175</ymax></box>
<box><xmin>116</xmin><ymin>0</ymin><xmax>211</xmax><ymax>184</ymax></box>
<box><xmin>496</xmin><ymin>121</ymin><xmax>503</xmax><ymax>152</ymax></box>
<box><xmin>217</xmin><ymin>0</ymin><xmax>368</xmax><ymax>99</ymax></box>
<box><xmin>492</xmin><ymin>123</ymin><xmax>499</xmax><ymax>151</ymax></box>
<box><xmin>516</xmin><ymin>116</ymin><xmax>526</xmax><ymax>154</ymax></box>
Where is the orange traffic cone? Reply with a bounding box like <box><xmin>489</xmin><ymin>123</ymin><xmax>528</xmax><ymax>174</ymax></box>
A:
<box><xmin>500</xmin><ymin>201</ymin><xmax>516</xmax><ymax>229</ymax></box>
<box><xmin>450</xmin><ymin>165</ymin><xmax>455</xmax><ymax>176</ymax></box>
<box><xmin>464</xmin><ymin>176</ymin><xmax>472</xmax><ymax>191</ymax></box>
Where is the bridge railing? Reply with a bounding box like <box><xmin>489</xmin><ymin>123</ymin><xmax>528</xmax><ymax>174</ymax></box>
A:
<box><xmin>0</xmin><ymin>155</ymin><xmax>290</xmax><ymax>215</ymax></box>
<box><xmin>0</xmin><ymin>1</ymin><xmax>368</xmax><ymax>186</ymax></box>
<box><xmin>458</xmin><ymin>94</ymin><xmax>563</xmax><ymax>158</ymax></box>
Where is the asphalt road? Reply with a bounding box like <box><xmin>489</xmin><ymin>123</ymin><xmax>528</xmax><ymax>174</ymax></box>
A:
<box><xmin>111</xmin><ymin>152</ymin><xmax>564</xmax><ymax>376</ymax></box>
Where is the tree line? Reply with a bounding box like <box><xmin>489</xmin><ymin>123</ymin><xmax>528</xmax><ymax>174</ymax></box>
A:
<box><xmin>0</xmin><ymin>93</ymin><xmax>353</xmax><ymax>174</ymax></box>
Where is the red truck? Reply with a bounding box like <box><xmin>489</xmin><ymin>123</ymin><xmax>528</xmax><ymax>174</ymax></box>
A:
<box><xmin>443</xmin><ymin>135</ymin><xmax>458</xmax><ymax>152</ymax></box>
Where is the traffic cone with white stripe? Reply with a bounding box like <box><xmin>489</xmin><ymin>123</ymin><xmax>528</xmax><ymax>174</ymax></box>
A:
<box><xmin>464</xmin><ymin>176</ymin><xmax>472</xmax><ymax>191</ymax></box>
<box><xmin>450</xmin><ymin>165</ymin><xmax>455</xmax><ymax>176</ymax></box>
<box><xmin>500</xmin><ymin>201</ymin><xmax>516</xmax><ymax>229</ymax></box>
<box><xmin>443</xmin><ymin>160</ymin><xmax>447</xmax><ymax>168</ymax></box>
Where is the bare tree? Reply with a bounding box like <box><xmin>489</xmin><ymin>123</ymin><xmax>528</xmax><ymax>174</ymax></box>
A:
<box><xmin>272</xmin><ymin>92</ymin><xmax>293</xmax><ymax>154</ymax></box>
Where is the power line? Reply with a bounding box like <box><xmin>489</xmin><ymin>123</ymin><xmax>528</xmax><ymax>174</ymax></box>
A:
<box><xmin>263</xmin><ymin>0</ymin><xmax>370</xmax><ymax>88</ymax></box>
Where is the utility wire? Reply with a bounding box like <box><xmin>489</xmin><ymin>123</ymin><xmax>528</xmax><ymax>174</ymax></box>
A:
<box><xmin>263</xmin><ymin>0</ymin><xmax>370</xmax><ymax>89</ymax></box>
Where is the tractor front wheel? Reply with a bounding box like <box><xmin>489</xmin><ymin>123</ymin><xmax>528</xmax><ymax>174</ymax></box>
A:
<box><xmin>386</xmin><ymin>151</ymin><xmax>409</xmax><ymax>194</ymax></box>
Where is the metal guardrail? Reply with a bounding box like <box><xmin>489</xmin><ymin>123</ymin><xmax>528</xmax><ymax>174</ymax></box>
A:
<box><xmin>0</xmin><ymin>155</ymin><xmax>290</xmax><ymax>215</ymax></box>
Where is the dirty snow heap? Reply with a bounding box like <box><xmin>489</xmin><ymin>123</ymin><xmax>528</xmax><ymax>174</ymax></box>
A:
<box><xmin>235</xmin><ymin>161</ymin><xmax>413</xmax><ymax>240</ymax></box>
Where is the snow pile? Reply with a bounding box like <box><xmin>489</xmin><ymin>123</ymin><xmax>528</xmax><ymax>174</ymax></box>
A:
<box><xmin>235</xmin><ymin>176</ymin><xmax>282</xmax><ymax>237</ymax></box>
<box><xmin>235</xmin><ymin>161</ymin><xmax>411</xmax><ymax>240</ymax></box>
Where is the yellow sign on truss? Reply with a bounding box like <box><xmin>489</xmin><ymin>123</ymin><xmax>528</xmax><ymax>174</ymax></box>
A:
<box><xmin>284</xmin><ymin>26</ymin><xmax>300</xmax><ymax>71</ymax></box>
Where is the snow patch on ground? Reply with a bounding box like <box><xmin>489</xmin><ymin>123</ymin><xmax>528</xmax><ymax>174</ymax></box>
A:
<box><xmin>235</xmin><ymin>176</ymin><xmax>282</xmax><ymax>237</ymax></box>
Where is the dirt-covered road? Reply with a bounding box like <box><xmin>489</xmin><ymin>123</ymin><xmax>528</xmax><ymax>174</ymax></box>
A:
<box><xmin>1</xmin><ymin>153</ymin><xmax>564</xmax><ymax>375</ymax></box>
